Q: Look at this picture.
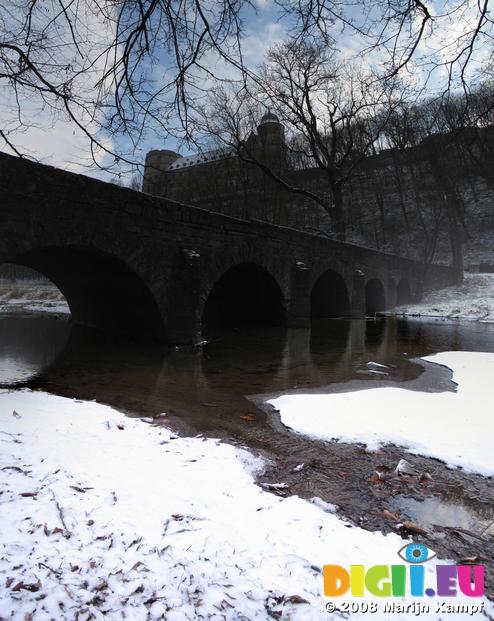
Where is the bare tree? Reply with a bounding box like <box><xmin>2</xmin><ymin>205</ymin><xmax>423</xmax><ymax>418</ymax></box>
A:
<box><xmin>0</xmin><ymin>0</ymin><xmax>247</xmax><ymax>168</ymax></box>
<box><xmin>198</xmin><ymin>40</ymin><xmax>404</xmax><ymax>240</ymax></box>
<box><xmin>379</xmin><ymin>88</ymin><xmax>494</xmax><ymax>282</ymax></box>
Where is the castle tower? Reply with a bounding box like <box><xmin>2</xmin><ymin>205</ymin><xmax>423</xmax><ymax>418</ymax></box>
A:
<box><xmin>142</xmin><ymin>149</ymin><xmax>180</xmax><ymax>194</ymax></box>
<box><xmin>256</xmin><ymin>112</ymin><xmax>287</xmax><ymax>174</ymax></box>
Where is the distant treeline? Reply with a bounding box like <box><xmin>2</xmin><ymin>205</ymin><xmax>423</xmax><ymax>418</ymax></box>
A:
<box><xmin>0</xmin><ymin>264</ymin><xmax>49</xmax><ymax>282</ymax></box>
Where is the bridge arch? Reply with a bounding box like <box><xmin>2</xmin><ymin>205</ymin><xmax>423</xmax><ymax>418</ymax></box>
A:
<box><xmin>202</xmin><ymin>262</ymin><xmax>286</xmax><ymax>337</ymax></box>
<box><xmin>310</xmin><ymin>269</ymin><xmax>350</xmax><ymax>319</ymax></box>
<box><xmin>397</xmin><ymin>278</ymin><xmax>413</xmax><ymax>305</ymax></box>
<box><xmin>365</xmin><ymin>278</ymin><xmax>386</xmax><ymax>315</ymax></box>
<box><xmin>3</xmin><ymin>245</ymin><xmax>166</xmax><ymax>340</ymax></box>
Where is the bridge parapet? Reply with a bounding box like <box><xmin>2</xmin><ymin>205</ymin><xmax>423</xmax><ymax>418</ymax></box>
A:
<box><xmin>0</xmin><ymin>153</ymin><xmax>457</xmax><ymax>343</ymax></box>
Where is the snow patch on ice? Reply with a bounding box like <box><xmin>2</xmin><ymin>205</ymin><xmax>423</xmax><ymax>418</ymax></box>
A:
<box><xmin>269</xmin><ymin>351</ymin><xmax>494</xmax><ymax>476</ymax></box>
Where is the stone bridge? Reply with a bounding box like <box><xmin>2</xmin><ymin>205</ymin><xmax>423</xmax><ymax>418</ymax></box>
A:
<box><xmin>0</xmin><ymin>153</ymin><xmax>456</xmax><ymax>343</ymax></box>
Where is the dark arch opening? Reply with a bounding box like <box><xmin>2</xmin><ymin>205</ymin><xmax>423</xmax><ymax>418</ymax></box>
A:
<box><xmin>202</xmin><ymin>263</ymin><xmax>285</xmax><ymax>337</ymax></box>
<box><xmin>311</xmin><ymin>269</ymin><xmax>350</xmax><ymax>319</ymax></box>
<box><xmin>397</xmin><ymin>278</ymin><xmax>413</xmax><ymax>305</ymax></box>
<box><xmin>3</xmin><ymin>246</ymin><xmax>166</xmax><ymax>341</ymax></box>
<box><xmin>365</xmin><ymin>278</ymin><xmax>386</xmax><ymax>315</ymax></box>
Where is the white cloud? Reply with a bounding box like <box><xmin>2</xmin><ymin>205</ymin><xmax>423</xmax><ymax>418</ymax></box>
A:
<box><xmin>0</xmin><ymin>1</ymin><xmax>116</xmax><ymax>176</ymax></box>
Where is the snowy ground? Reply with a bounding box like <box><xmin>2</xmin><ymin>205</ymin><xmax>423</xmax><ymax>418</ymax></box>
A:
<box><xmin>0</xmin><ymin>281</ymin><xmax>69</xmax><ymax>315</ymax></box>
<box><xmin>269</xmin><ymin>351</ymin><xmax>494</xmax><ymax>477</ymax></box>
<box><xmin>1</xmin><ymin>389</ymin><xmax>492</xmax><ymax>620</ymax></box>
<box><xmin>394</xmin><ymin>273</ymin><xmax>494</xmax><ymax>322</ymax></box>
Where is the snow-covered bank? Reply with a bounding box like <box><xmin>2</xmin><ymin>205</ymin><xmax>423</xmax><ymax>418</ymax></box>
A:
<box><xmin>394</xmin><ymin>273</ymin><xmax>494</xmax><ymax>322</ymax></box>
<box><xmin>269</xmin><ymin>351</ymin><xmax>494</xmax><ymax>476</ymax></box>
<box><xmin>1</xmin><ymin>390</ymin><xmax>492</xmax><ymax>620</ymax></box>
<box><xmin>0</xmin><ymin>281</ymin><xmax>69</xmax><ymax>315</ymax></box>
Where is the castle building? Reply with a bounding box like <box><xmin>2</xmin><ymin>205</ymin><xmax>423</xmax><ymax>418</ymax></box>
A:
<box><xmin>141</xmin><ymin>113</ymin><xmax>328</xmax><ymax>231</ymax></box>
<box><xmin>142</xmin><ymin>117</ymin><xmax>494</xmax><ymax>269</ymax></box>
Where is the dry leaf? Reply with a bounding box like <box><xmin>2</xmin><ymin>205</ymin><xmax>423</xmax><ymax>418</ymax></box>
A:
<box><xmin>383</xmin><ymin>509</ymin><xmax>399</xmax><ymax>522</ymax></box>
<box><xmin>368</xmin><ymin>474</ymin><xmax>383</xmax><ymax>484</ymax></box>
<box><xmin>375</xmin><ymin>465</ymin><xmax>393</xmax><ymax>480</ymax></box>
<box><xmin>12</xmin><ymin>579</ymin><xmax>41</xmax><ymax>592</ymax></box>
<box><xmin>401</xmin><ymin>521</ymin><xmax>428</xmax><ymax>535</ymax></box>
<box><xmin>284</xmin><ymin>594</ymin><xmax>309</xmax><ymax>604</ymax></box>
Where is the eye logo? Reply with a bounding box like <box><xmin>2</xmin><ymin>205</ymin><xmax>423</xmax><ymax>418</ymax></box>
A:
<box><xmin>398</xmin><ymin>543</ymin><xmax>436</xmax><ymax>564</ymax></box>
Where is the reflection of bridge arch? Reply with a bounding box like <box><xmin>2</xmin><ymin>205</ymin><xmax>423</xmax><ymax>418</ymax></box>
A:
<box><xmin>365</xmin><ymin>278</ymin><xmax>386</xmax><ymax>315</ymax></box>
<box><xmin>310</xmin><ymin>269</ymin><xmax>350</xmax><ymax>319</ymax></box>
<box><xmin>202</xmin><ymin>262</ymin><xmax>286</xmax><ymax>338</ymax></box>
<box><xmin>2</xmin><ymin>246</ymin><xmax>166</xmax><ymax>341</ymax></box>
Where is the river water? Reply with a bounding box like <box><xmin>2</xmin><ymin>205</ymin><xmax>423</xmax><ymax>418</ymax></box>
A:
<box><xmin>2</xmin><ymin>314</ymin><xmax>494</xmax><ymax>430</ymax></box>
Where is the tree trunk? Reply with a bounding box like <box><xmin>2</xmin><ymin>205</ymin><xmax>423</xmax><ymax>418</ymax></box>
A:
<box><xmin>426</xmin><ymin>142</ymin><xmax>465</xmax><ymax>283</ymax></box>
<box><xmin>332</xmin><ymin>182</ymin><xmax>346</xmax><ymax>241</ymax></box>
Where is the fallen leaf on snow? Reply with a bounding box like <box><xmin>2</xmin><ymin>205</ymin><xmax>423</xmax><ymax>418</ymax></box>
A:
<box><xmin>11</xmin><ymin>579</ymin><xmax>41</xmax><ymax>592</ymax></box>
<box><xmin>283</xmin><ymin>594</ymin><xmax>310</xmax><ymax>605</ymax></box>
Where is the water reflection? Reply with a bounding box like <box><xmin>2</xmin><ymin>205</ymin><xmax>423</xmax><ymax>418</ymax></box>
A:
<box><xmin>390</xmin><ymin>495</ymin><xmax>494</xmax><ymax>536</ymax></box>
<box><xmin>0</xmin><ymin>315</ymin><xmax>70</xmax><ymax>386</ymax></box>
<box><xmin>2</xmin><ymin>314</ymin><xmax>494</xmax><ymax>433</ymax></box>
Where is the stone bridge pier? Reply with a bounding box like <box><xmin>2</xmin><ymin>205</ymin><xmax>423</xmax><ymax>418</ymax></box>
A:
<box><xmin>0</xmin><ymin>153</ymin><xmax>457</xmax><ymax>344</ymax></box>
